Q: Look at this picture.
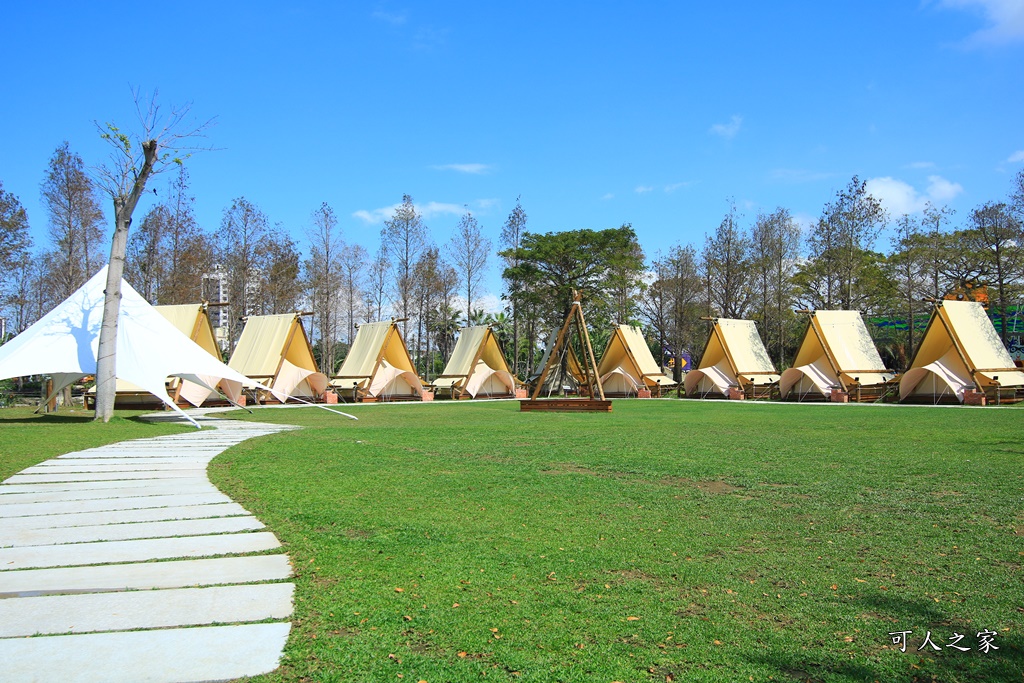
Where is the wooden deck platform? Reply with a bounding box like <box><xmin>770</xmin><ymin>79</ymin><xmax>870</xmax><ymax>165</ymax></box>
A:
<box><xmin>519</xmin><ymin>399</ymin><xmax>613</xmax><ymax>412</ymax></box>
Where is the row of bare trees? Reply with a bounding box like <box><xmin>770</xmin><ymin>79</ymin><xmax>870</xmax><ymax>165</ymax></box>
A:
<box><xmin>2</xmin><ymin>143</ymin><xmax>1023</xmax><ymax>381</ymax></box>
<box><xmin>642</xmin><ymin>173</ymin><xmax>1024</xmax><ymax>374</ymax></box>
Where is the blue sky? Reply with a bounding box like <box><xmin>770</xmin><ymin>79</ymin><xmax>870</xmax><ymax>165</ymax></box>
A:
<box><xmin>2</xmin><ymin>1</ymin><xmax>1022</xmax><ymax>306</ymax></box>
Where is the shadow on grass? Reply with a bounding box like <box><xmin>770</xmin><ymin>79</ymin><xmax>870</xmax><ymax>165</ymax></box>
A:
<box><xmin>0</xmin><ymin>414</ymin><xmax>155</xmax><ymax>425</ymax></box>
<box><xmin>743</xmin><ymin>593</ymin><xmax>1022</xmax><ymax>682</ymax></box>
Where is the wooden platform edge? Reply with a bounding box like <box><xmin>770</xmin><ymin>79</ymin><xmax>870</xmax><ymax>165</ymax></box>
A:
<box><xmin>519</xmin><ymin>399</ymin><xmax>613</xmax><ymax>412</ymax></box>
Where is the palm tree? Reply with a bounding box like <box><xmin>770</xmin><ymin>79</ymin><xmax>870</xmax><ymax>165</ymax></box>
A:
<box><xmin>432</xmin><ymin>304</ymin><xmax>462</xmax><ymax>362</ymax></box>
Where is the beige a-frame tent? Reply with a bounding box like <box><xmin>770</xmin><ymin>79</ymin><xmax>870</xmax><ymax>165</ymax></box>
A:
<box><xmin>432</xmin><ymin>326</ymin><xmax>517</xmax><ymax>399</ymax></box>
<box><xmin>779</xmin><ymin>310</ymin><xmax>894</xmax><ymax>401</ymax></box>
<box><xmin>159</xmin><ymin>304</ymin><xmax>226</xmax><ymax>406</ymax></box>
<box><xmin>331</xmin><ymin>320</ymin><xmax>425</xmax><ymax>401</ymax></box>
<box><xmin>596</xmin><ymin>325</ymin><xmax>675</xmax><ymax>397</ymax></box>
<box><xmin>228</xmin><ymin>313</ymin><xmax>328</xmax><ymax>402</ymax></box>
<box><xmin>684</xmin><ymin>318</ymin><xmax>779</xmax><ymax>399</ymax></box>
<box><xmin>900</xmin><ymin>300</ymin><xmax>1024</xmax><ymax>404</ymax></box>
<box><xmin>92</xmin><ymin>302</ymin><xmax>228</xmax><ymax>408</ymax></box>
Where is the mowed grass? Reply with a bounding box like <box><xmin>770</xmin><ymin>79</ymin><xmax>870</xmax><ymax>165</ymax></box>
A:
<box><xmin>0</xmin><ymin>406</ymin><xmax>193</xmax><ymax>481</ymax></box>
<box><xmin>210</xmin><ymin>401</ymin><xmax>1018</xmax><ymax>682</ymax></box>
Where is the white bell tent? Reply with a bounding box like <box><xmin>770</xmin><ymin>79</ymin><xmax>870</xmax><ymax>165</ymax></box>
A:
<box><xmin>0</xmin><ymin>267</ymin><xmax>267</xmax><ymax>427</ymax></box>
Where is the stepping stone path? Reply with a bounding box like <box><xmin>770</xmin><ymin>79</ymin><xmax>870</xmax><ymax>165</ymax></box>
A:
<box><xmin>0</xmin><ymin>412</ymin><xmax>299</xmax><ymax>683</ymax></box>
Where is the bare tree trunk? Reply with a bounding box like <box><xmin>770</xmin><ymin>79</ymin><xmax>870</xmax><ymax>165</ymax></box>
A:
<box><xmin>94</xmin><ymin>141</ymin><xmax>158</xmax><ymax>422</ymax></box>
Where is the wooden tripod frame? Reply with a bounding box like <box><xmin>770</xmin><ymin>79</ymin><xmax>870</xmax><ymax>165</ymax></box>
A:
<box><xmin>521</xmin><ymin>293</ymin><xmax>611</xmax><ymax>412</ymax></box>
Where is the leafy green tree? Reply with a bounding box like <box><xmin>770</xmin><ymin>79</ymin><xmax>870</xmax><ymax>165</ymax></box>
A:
<box><xmin>448</xmin><ymin>210</ymin><xmax>490</xmax><ymax>323</ymax></box>
<box><xmin>219</xmin><ymin>197</ymin><xmax>269</xmax><ymax>346</ymax></box>
<box><xmin>0</xmin><ymin>182</ymin><xmax>32</xmax><ymax>310</ymax></box>
<box><xmin>258</xmin><ymin>231</ymin><xmax>302</xmax><ymax>316</ymax></box>
<box><xmin>500</xmin><ymin>197</ymin><xmax>528</xmax><ymax>374</ymax></box>
<box><xmin>305</xmin><ymin>202</ymin><xmax>344</xmax><ymax>371</ymax></box>
<box><xmin>340</xmin><ymin>243</ymin><xmax>367</xmax><ymax>346</ymax></box>
<box><xmin>125</xmin><ymin>203</ymin><xmax>168</xmax><ymax>301</ymax></box>
<box><xmin>41</xmin><ymin>141</ymin><xmax>105</xmax><ymax>298</ymax></box>
<box><xmin>887</xmin><ymin>214</ymin><xmax>926</xmax><ymax>368</ymax></box>
<box><xmin>641</xmin><ymin>244</ymin><xmax>703</xmax><ymax>381</ymax></box>
<box><xmin>500</xmin><ymin>225</ymin><xmax>645</xmax><ymax>337</ymax></box>
<box><xmin>971</xmin><ymin>202</ymin><xmax>1024</xmax><ymax>344</ymax></box>
<box><xmin>381</xmin><ymin>194</ymin><xmax>428</xmax><ymax>337</ymax></box>
<box><xmin>797</xmin><ymin>176</ymin><xmax>887</xmax><ymax>311</ymax></box>
<box><xmin>750</xmin><ymin>207</ymin><xmax>800</xmax><ymax>366</ymax></box>
<box><xmin>91</xmin><ymin>92</ymin><xmax>212</xmax><ymax>422</ymax></box>
<box><xmin>703</xmin><ymin>205</ymin><xmax>751</xmax><ymax>318</ymax></box>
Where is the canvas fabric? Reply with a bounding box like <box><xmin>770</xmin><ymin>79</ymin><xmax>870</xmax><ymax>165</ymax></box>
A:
<box><xmin>0</xmin><ymin>268</ymin><xmax>267</xmax><ymax>426</ymax></box>
<box><xmin>432</xmin><ymin>327</ymin><xmax>515</xmax><ymax>397</ymax></box>
<box><xmin>779</xmin><ymin>359</ymin><xmax>836</xmax><ymax>398</ymax></box>
<box><xmin>599</xmin><ymin>366</ymin><xmax>641</xmax><ymax>395</ymax></box>
<box><xmin>684</xmin><ymin>359</ymin><xmax>734</xmax><ymax>396</ymax></box>
<box><xmin>596</xmin><ymin>325</ymin><xmax>674</xmax><ymax>389</ymax></box>
<box><xmin>464</xmin><ymin>359</ymin><xmax>515</xmax><ymax>397</ymax></box>
<box><xmin>900</xmin><ymin>301</ymin><xmax>1024</xmax><ymax>401</ymax></box>
<box><xmin>368</xmin><ymin>360</ymin><xmax>424</xmax><ymax>398</ymax></box>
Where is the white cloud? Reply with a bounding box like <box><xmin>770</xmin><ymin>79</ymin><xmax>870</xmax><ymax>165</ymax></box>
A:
<box><xmin>454</xmin><ymin>292</ymin><xmax>502</xmax><ymax>316</ymax></box>
<box><xmin>352</xmin><ymin>200</ymin><xmax>465</xmax><ymax>224</ymax></box>
<box><xmin>353</xmin><ymin>203</ymin><xmax>401</xmax><ymax>224</ymax></box>
<box><xmin>635</xmin><ymin>185</ymin><xmax>654</xmax><ymax>194</ymax></box>
<box><xmin>1008</xmin><ymin>150</ymin><xmax>1024</xmax><ymax>163</ymax></box>
<box><xmin>601</xmin><ymin>193</ymin><xmax>614</xmax><ymax>200</ymax></box>
<box><xmin>905</xmin><ymin>161</ymin><xmax>936</xmax><ymax>169</ymax></box>
<box><xmin>371</xmin><ymin>9</ymin><xmax>408</xmax><ymax>25</ymax></box>
<box><xmin>432</xmin><ymin>163</ymin><xmax>493</xmax><ymax>174</ymax></box>
<box><xmin>864</xmin><ymin>175</ymin><xmax>964</xmax><ymax>215</ymax></box>
<box><xmin>937</xmin><ymin>0</ymin><xmax>1024</xmax><ymax>46</ymax></box>
<box><xmin>664</xmin><ymin>181</ymin><xmax>692</xmax><ymax>193</ymax></box>
<box><xmin>709</xmin><ymin>115</ymin><xmax>742</xmax><ymax>139</ymax></box>
<box><xmin>925</xmin><ymin>175</ymin><xmax>964</xmax><ymax>202</ymax></box>
<box><xmin>418</xmin><ymin>201</ymin><xmax>464</xmax><ymax>219</ymax></box>
<box><xmin>769</xmin><ymin>168</ymin><xmax>833</xmax><ymax>183</ymax></box>
<box><xmin>793</xmin><ymin>212</ymin><xmax>817</xmax><ymax>235</ymax></box>
<box><xmin>475</xmin><ymin>198</ymin><xmax>500</xmax><ymax>211</ymax></box>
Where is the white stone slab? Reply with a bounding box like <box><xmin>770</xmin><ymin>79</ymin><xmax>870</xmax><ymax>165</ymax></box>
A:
<box><xmin>0</xmin><ymin>531</ymin><xmax>280</xmax><ymax>570</ymax></box>
<box><xmin>0</xmin><ymin>622</ymin><xmax>291</xmax><ymax>683</ymax></box>
<box><xmin>6</xmin><ymin>470</ymin><xmax>208</xmax><ymax>484</ymax></box>
<box><xmin>0</xmin><ymin>503</ymin><xmax>249</xmax><ymax>532</ymax></box>
<box><xmin>0</xmin><ymin>478</ymin><xmax>214</xmax><ymax>495</ymax></box>
<box><xmin>1</xmin><ymin>515</ymin><xmax>264</xmax><ymax>548</ymax></box>
<box><xmin>0</xmin><ymin>582</ymin><xmax>294</xmax><ymax>636</ymax></box>
<box><xmin>0</xmin><ymin>481</ymin><xmax>216</xmax><ymax>505</ymax></box>
<box><xmin>0</xmin><ymin>492</ymin><xmax>231</xmax><ymax>518</ymax></box>
<box><xmin>61</xmin><ymin>449</ymin><xmax>225</xmax><ymax>458</ymax></box>
<box><xmin>0</xmin><ymin>555</ymin><xmax>292</xmax><ymax>596</ymax></box>
<box><xmin>28</xmin><ymin>460</ymin><xmax>212</xmax><ymax>471</ymax></box>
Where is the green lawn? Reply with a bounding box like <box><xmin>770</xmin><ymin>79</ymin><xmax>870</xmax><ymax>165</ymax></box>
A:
<box><xmin>208</xmin><ymin>401</ymin><xmax>1024</xmax><ymax>683</ymax></box>
<box><xmin>0</xmin><ymin>406</ymin><xmax>194</xmax><ymax>481</ymax></box>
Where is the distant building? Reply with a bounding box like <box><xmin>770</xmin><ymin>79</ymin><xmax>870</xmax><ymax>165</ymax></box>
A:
<box><xmin>202</xmin><ymin>265</ymin><xmax>230</xmax><ymax>352</ymax></box>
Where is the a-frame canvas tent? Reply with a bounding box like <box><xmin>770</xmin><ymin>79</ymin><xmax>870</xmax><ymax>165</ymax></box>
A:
<box><xmin>228</xmin><ymin>313</ymin><xmax>328</xmax><ymax>402</ymax></box>
<box><xmin>779</xmin><ymin>310</ymin><xmax>894</xmax><ymax>401</ymax></box>
<box><xmin>432</xmin><ymin>326</ymin><xmax>516</xmax><ymax>399</ymax></box>
<box><xmin>160</xmin><ymin>304</ymin><xmax>226</xmax><ymax>406</ymax></box>
<box><xmin>331</xmin><ymin>320</ymin><xmax>425</xmax><ymax>401</ymax></box>
<box><xmin>95</xmin><ymin>303</ymin><xmax>225</xmax><ymax>408</ymax></box>
<box><xmin>684</xmin><ymin>318</ymin><xmax>779</xmax><ymax>398</ymax></box>
<box><xmin>0</xmin><ymin>267</ymin><xmax>266</xmax><ymax>428</ymax></box>
<box><xmin>529</xmin><ymin>328</ymin><xmax>587</xmax><ymax>395</ymax></box>
<box><xmin>596</xmin><ymin>325</ymin><xmax>675</xmax><ymax>397</ymax></box>
<box><xmin>900</xmin><ymin>300</ymin><xmax>1024</xmax><ymax>403</ymax></box>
